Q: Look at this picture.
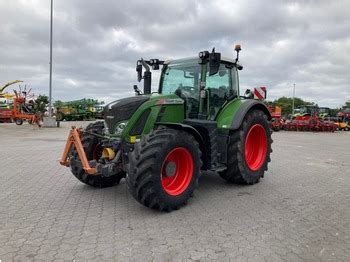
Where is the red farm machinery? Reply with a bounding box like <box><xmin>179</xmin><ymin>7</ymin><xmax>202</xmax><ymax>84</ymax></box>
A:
<box><xmin>0</xmin><ymin>80</ymin><xmax>22</xmax><ymax>123</ymax></box>
<box><xmin>12</xmin><ymin>88</ymin><xmax>42</xmax><ymax>126</ymax></box>
<box><xmin>268</xmin><ymin>105</ymin><xmax>284</xmax><ymax>131</ymax></box>
<box><xmin>283</xmin><ymin>105</ymin><xmax>336</xmax><ymax>132</ymax></box>
<box><xmin>0</xmin><ymin>80</ymin><xmax>44</xmax><ymax>126</ymax></box>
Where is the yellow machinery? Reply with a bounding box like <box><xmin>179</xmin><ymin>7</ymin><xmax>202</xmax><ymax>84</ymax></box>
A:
<box><xmin>0</xmin><ymin>80</ymin><xmax>23</xmax><ymax>94</ymax></box>
<box><xmin>0</xmin><ymin>80</ymin><xmax>23</xmax><ymax>104</ymax></box>
<box><xmin>333</xmin><ymin>114</ymin><xmax>349</xmax><ymax>131</ymax></box>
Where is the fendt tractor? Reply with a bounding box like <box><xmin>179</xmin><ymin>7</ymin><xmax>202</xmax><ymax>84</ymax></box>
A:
<box><xmin>60</xmin><ymin>45</ymin><xmax>273</xmax><ymax>211</ymax></box>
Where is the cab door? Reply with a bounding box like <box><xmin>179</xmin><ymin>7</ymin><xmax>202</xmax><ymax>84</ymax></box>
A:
<box><xmin>205</xmin><ymin>63</ymin><xmax>238</xmax><ymax>120</ymax></box>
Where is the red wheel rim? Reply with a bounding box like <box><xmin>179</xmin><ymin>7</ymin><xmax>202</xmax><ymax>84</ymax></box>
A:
<box><xmin>245</xmin><ymin>124</ymin><xmax>268</xmax><ymax>171</ymax></box>
<box><xmin>161</xmin><ymin>147</ymin><xmax>193</xmax><ymax>196</ymax></box>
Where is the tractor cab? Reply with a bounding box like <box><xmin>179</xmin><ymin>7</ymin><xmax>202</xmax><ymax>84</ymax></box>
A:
<box><xmin>298</xmin><ymin>105</ymin><xmax>318</xmax><ymax>116</ymax></box>
<box><xmin>318</xmin><ymin>107</ymin><xmax>331</xmax><ymax>119</ymax></box>
<box><xmin>135</xmin><ymin>46</ymin><xmax>243</xmax><ymax>122</ymax></box>
<box><xmin>297</xmin><ymin>105</ymin><xmax>330</xmax><ymax>120</ymax></box>
<box><xmin>159</xmin><ymin>56</ymin><xmax>239</xmax><ymax>120</ymax></box>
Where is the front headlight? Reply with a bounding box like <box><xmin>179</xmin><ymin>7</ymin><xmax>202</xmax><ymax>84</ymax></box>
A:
<box><xmin>115</xmin><ymin>121</ymin><xmax>128</xmax><ymax>135</ymax></box>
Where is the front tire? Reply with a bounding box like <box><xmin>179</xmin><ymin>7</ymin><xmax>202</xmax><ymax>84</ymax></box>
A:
<box><xmin>220</xmin><ymin>110</ymin><xmax>272</xmax><ymax>184</ymax></box>
<box><xmin>70</xmin><ymin>121</ymin><xmax>125</xmax><ymax>188</ymax></box>
<box><xmin>126</xmin><ymin>128</ymin><xmax>202</xmax><ymax>211</ymax></box>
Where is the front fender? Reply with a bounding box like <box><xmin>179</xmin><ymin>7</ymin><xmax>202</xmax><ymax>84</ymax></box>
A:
<box><xmin>121</xmin><ymin>94</ymin><xmax>184</xmax><ymax>142</ymax></box>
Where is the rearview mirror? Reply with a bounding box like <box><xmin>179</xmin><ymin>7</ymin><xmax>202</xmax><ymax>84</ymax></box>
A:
<box><xmin>244</xmin><ymin>89</ymin><xmax>254</xmax><ymax>99</ymax></box>
<box><xmin>209</xmin><ymin>51</ymin><xmax>221</xmax><ymax>76</ymax></box>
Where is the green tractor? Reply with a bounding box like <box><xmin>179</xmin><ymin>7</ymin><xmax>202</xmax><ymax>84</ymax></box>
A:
<box><xmin>60</xmin><ymin>45</ymin><xmax>273</xmax><ymax>211</ymax></box>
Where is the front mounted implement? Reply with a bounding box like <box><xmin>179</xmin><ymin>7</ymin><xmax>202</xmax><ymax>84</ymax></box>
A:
<box><xmin>60</xmin><ymin>127</ymin><xmax>97</xmax><ymax>175</ymax></box>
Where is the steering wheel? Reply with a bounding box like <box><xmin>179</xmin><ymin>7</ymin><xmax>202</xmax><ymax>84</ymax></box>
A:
<box><xmin>175</xmin><ymin>86</ymin><xmax>197</xmax><ymax>101</ymax></box>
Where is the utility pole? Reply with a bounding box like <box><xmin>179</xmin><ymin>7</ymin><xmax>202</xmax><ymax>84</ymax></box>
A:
<box><xmin>292</xmin><ymin>83</ymin><xmax>295</xmax><ymax>115</ymax></box>
<box><xmin>49</xmin><ymin>0</ymin><xmax>53</xmax><ymax>117</ymax></box>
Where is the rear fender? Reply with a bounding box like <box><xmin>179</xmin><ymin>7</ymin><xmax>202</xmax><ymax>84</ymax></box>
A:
<box><xmin>216</xmin><ymin>99</ymin><xmax>271</xmax><ymax>130</ymax></box>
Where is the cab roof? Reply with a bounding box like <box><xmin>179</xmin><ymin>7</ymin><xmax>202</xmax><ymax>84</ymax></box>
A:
<box><xmin>164</xmin><ymin>56</ymin><xmax>236</xmax><ymax>66</ymax></box>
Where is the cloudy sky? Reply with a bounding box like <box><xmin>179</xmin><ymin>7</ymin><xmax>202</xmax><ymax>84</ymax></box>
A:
<box><xmin>0</xmin><ymin>0</ymin><xmax>349</xmax><ymax>107</ymax></box>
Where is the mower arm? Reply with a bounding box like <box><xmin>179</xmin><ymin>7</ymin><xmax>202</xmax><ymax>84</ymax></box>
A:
<box><xmin>59</xmin><ymin>127</ymin><xmax>97</xmax><ymax>175</ymax></box>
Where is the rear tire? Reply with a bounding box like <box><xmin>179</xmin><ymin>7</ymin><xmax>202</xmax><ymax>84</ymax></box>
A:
<box><xmin>219</xmin><ymin>110</ymin><xmax>272</xmax><ymax>184</ymax></box>
<box><xmin>70</xmin><ymin>121</ymin><xmax>125</xmax><ymax>188</ymax></box>
<box><xmin>126</xmin><ymin>128</ymin><xmax>202</xmax><ymax>211</ymax></box>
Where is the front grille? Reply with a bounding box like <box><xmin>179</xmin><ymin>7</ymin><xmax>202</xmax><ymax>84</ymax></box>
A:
<box><xmin>104</xmin><ymin>96</ymin><xmax>149</xmax><ymax>133</ymax></box>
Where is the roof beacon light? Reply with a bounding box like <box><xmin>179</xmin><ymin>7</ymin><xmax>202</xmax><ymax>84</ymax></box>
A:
<box><xmin>234</xmin><ymin>44</ymin><xmax>241</xmax><ymax>52</ymax></box>
<box><xmin>234</xmin><ymin>43</ymin><xmax>241</xmax><ymax>63</ymax></box>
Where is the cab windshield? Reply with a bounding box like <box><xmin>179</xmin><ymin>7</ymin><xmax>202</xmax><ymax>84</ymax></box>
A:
<box><xmin>160</xmin><ymin>60</ymin><xmax>200</xmax><ymax>118</ymax></box>
<box><xmin>160</xmin><ymin>60</ymin><xmax>200</xmax><ymax>96</ymax></box>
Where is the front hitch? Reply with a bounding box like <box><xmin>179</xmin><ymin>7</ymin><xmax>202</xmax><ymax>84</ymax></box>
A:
<box><xmin>59</xmin><ymin>126</ymin><xmax>97</xmax><ymax>175</ymax></box>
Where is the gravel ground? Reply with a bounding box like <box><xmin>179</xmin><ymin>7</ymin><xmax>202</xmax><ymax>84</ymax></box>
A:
<box><xmin>0</xmin><ymin>121</ymin><xmax>349</xmax><ymax>261</ymax></box>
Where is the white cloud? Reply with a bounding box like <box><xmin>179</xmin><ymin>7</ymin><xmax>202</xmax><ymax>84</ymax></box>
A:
<box><xmin>0</xmin><ymin>0</ymin><xmax>349</xmax><ymax>108</ymax></box>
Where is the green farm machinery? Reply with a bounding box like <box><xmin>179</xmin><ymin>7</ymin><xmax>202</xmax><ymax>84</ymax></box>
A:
<box><xmin>60</xmin><ymin>45</ymin><xmax>273</xmax><ymax>211</ymax></box>
<box><xmin>55</xmin><ymin>99</ymin><xmax>103</xmax><ymax>121</ymax></box>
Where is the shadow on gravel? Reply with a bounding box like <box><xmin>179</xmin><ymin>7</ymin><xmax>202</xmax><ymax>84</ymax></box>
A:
<box><xmin>67</xmin><ymin>171</ymin><xmax>260</xmax><ymax>214</ymax></box>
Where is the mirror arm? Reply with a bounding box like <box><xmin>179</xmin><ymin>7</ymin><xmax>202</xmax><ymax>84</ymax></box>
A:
<box><xmin>140</xmin><ymin>59</ymin><xmax>150</xmax><ymax>72</ymax></box>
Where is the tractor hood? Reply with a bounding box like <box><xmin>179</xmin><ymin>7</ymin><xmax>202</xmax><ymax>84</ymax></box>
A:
<box><xmin>104</xmin><ymin>96</ymin><xmax>150</xmax><ymax>133</ymax></box>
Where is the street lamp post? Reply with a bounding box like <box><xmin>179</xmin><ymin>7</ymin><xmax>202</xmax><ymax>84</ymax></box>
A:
<box><xmin>292</xmin><ymin>83</ymin><xmax>295</xmax><ymax>116</ymax></box>
<box><xmin>49</xmin><ymin>0</ymin><xmax>53</xmax><ymax>117</ymax></box>
<box><xmin>43</xmin><ymin>0</ymin><xmax>56</xmax><ymax>127</ymax></box>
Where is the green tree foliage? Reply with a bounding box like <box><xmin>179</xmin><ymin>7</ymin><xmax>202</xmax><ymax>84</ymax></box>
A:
<box><xmin>343</xmin><ymin>100</ymin><xmax>350</xmax><ymax>108</ymax></box>
<box><xmin>269</xmin><ymin>96</ymin><xmax>315</xmax><ymax>116</ymax></box>
<box><xmin>54</xmin><ymin>100</ymin><xmax>63</xmax><ymax>108</ymax></box>
<box><xmin>53</xmin><ymin>98</ymin><xmax>101</xmax><ymax>109</ymax></box>
<box><xmin>329</xmin><ymin>108</ymin><xmax>341</xmax><ymax>117</ymax></box>
<box><xmin>33</xmin><ymin>95</ymin><xmax>49</xmax><ymax>115</ymax></box>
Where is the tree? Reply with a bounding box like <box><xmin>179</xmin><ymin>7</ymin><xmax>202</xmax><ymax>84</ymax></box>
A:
<box><xmin>33</xmin><ymin>95</ymin><xmax>49</xmax><ymax>115</ymax></box>
<box><xmin>54</xmin><ymin>100</ymin><xmax>63</xmax><ymax>107</ymax></box>
<box><xmin>269</xmin><ymin>96</ymin><xmax>315</xmax><ymax>116</ymax></box>
<box><xmin>329</xmin><ymin>108</ymin><xmax>341</xmax><ymax>117</ymax></box>
<box><xmin>343</xmin><ymin>101</ymin><xmax>350</xmax><ymax>108</ymax></box>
